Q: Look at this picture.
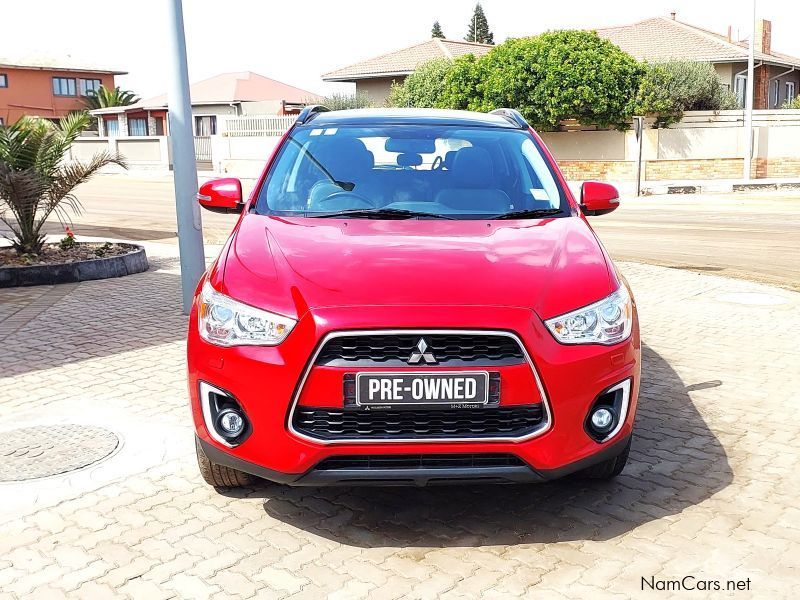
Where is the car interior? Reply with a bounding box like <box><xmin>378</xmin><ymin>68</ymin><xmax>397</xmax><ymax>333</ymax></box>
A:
<box><xmin>260</xmin><ymin>127</ymin><xmax>562</xmax><ymax>216</ymax></box>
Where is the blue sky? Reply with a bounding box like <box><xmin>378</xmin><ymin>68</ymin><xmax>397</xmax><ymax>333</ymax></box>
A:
<box><xmin>6</xmin><ymin>0</ymin><xmax>800</xmax><ymax>98</ymax></box>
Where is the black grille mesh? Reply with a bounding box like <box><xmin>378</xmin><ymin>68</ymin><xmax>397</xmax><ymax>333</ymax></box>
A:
<box><xmin>316</xmin><ymin>333</ymin><xmax>525</xmax><ymax>366</ymax></box>
<box><xmin>292</xmin><ymin>405</ymin><xmax>544</xmax><ymax>440</ymax></box>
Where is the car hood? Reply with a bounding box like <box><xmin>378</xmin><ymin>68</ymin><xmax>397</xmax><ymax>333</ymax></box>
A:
<box><xmin>221</xmin><ymin>215</ymin><xmax>615</xmax><ymax>320</ymax></box>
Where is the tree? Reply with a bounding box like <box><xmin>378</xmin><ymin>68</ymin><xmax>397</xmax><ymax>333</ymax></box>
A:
<box><xmin>387</xmin><ymin>59</ymin><xmax>453</xmax><ymax>108</ymax></box>
<box><xmin>82</xmin><ymin>86</ymin><xmax>139</xmax><ymax>110</ymax></box>
<box><xmin>465</xmin><ymin>3</ymin><xmax>494</xmax><ymax>45</ymax></box>
<box><xmin>431</xmin><ymin>20</ymin><xmax>445</xmax><ymax>39</ymax></box>
<box><xmin>443</xmin><ymin>31</ymin><xmax>641</xmax><ymax>129</ymax></box>
<box><xmin>319</xmin><ymin>92</ymin><xmax>373</xmax><ymax>110</ymax></box>
<box><xmin>0</xmin><ymin>113</ymin><xmax>126</xmax><ymax>255</ymax></box>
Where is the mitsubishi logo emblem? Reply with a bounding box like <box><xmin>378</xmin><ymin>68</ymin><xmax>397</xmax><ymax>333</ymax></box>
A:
<box><xmin>408</xmin><ymin>338</ymin><xmax>437</xmax><ymax>364</ymax></box>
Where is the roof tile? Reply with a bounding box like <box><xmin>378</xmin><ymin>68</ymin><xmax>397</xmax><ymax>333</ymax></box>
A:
<box><xmin>322</xmin><ymin>39</ymin><xmax>493</xmax><ymax>81</ymax></box>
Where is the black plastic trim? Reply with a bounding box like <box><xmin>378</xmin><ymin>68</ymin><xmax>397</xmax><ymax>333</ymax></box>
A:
<box><xmin>196</xmin><ymin>433</ymin><xmax>632</xmax><ymax>487</ymax></box>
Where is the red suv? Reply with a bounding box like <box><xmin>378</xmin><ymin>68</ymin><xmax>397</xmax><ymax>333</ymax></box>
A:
<box><xmin>190</xmin><ymin>107</ymin><xmax>640</xmax><ymax>488</ymax></box>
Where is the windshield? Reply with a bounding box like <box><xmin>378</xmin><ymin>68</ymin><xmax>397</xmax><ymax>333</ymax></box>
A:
<box><xmin>255</xmin><ymin>124</ymin><xmax>568</xmax><ymax>219</ymax></box>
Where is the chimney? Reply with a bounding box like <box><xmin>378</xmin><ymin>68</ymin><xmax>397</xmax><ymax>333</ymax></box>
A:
<box><xmin>727</xmin><ymin>25</ymin><xmax>732</xmax><ymax>42</ymax></box>
<box><xmin>669</xmin><ymin>11</ymin><xmax>676</xmax><ymax>20</ymax></box>
<box><xmin>754</xmin><ymin>19</ymin><xmax>771</xmax><ymax>54</ymax></box>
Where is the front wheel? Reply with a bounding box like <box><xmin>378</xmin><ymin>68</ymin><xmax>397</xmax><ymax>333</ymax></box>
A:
<box><xmin>195</xmin><ymin>438</ymin><xmax>255</xmax><ymax>488</ymax></box>
<box><xmin>579</xmin><ymin>438</ymin><xmax>631</xmax><ymax>480</ymax></box>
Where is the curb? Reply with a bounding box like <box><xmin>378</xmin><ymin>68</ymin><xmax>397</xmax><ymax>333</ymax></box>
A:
<box><xmin>642</xmin><ymin>181</ymin><xmax>800</xmax><ymax>195</ymax></box>
<box><xmin>0</xmin><ymin>245</ymin><xmax>149</xmax><ymax>288</ymax></box>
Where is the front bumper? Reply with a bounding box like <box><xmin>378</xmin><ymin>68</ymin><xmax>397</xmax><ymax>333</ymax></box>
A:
<box><xmin>188</xmin><ymin>303</ymin><xmax>640</xmax><ymax>484</ymax></box>
<box><xmin>198</xmin><ymin>433</ymin><xmax>633</xmax><ymax>486</ymax></box>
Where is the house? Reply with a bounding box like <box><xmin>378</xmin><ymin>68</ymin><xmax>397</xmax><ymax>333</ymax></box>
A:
<box><xmin>322</xmin><ymin>38</ymin><xmax>493</xmax><ymax>105</ymax></box>
<box><xmin>0</xmin><ymin>55</ymin><xmax>125</xmax><ymax>126</ymax></box>
<box><xmin>596</xmin><ymin>15</ymin><xmax>800</xmax><ymax>109</ymax></box>
<box><xmin>90</xmin><ymin>71</ymin><xmax>319</xmax><ymax>137</ymax></box>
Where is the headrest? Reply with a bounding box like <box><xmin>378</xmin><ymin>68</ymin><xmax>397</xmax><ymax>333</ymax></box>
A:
<box><xmin>311</xmin><ymin>137</ymin><xmax>373</xmax><ymax>179</ymax></box>
<box><xmin>450</xmin><ymin>147</ymin><xmax>494</xmax><ymax>187</ymax></box>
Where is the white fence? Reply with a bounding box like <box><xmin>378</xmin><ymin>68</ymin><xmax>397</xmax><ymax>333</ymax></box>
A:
<box><xmin>222</xmin><ymin>115</ymin><xmax>296</xmax><ymax>137</ymax></box>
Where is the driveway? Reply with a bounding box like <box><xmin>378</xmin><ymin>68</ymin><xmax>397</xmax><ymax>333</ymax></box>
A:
<box><xmin>1</xmin><ymin>241</ymin><xmax>798</xmax><ymax>598</ymax></box>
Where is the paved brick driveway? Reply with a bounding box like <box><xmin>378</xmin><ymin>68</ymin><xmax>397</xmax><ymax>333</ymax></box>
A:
<box><xmin>1</xmin><ymin>243</ymin><xmax>798</xmax><ymax>599</ymax></box>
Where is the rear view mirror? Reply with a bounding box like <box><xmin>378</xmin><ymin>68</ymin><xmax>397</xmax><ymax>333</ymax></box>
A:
<box><xmin>580</xmin><ymin>182</ymin><xmax>619</xmax><ymax>216</ymax></box>
<box><xmin>197</xmin><ymin>178</ymin><xmax>244</xmax><ymax>214</ymax></box>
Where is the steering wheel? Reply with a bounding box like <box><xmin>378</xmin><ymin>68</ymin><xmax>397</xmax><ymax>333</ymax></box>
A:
<box><xmin>310</xmin><ymin>184</ymin><xmax>376</xmax><ymax>211</ymax></box>
<box><xmin>431</xmin><ymin>156</ymin><xmax>444</xmax><ymax>171</ymax></box>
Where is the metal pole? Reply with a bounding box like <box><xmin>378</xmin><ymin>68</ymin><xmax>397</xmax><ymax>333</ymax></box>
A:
<box><xmin>166</xmin><ymin>0</ymin><xmax>205</xmax><ymax>314</ymax></box>
<box><xmin>634</xmin><ymin>117</ymin><xmax>644</xmax><ymax>197</ymax></box>
<box><xmin>743</xmin><ymin>0</ymin><xmax>756</xmax><ymax>180</ymax></box>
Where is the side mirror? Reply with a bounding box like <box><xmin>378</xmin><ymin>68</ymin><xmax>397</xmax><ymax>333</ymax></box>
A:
<box><xmin>580</xmin><ymin>182</ymin><xmax>619</xmax><ymax>216</ymax></box>
<box><xmin>197</xmin><ymin>178</ymin><xmax>244</xmax><ymax>214</ymax></box>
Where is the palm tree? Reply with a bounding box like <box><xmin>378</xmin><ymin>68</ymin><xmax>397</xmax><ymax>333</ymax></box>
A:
<box><xmin>82</xmin><ymin>86</ymin><xmax>139</xmax><ymax>110</ymax></box>
<box><xmin>0</xmin><ymin>113</ymin><xmax>126</xmax><ymax>255</ymax></box>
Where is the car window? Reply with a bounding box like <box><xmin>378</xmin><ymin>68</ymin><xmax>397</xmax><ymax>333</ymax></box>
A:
<box><xmin>255</xmin><ymin>124</ymin><xmax>567</xmax><ymax>218</ymax></box>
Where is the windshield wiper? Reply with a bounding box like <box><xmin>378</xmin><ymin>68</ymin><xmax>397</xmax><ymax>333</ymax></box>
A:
<box><xmin>491</xmin><ymin>208</ymin><xmax>564</xmax><ymax>220</ymax></box>
<box><xmin>308</xmin><ymin>208</ymin><xmax>456</xmax><ymax>220</ymax></box>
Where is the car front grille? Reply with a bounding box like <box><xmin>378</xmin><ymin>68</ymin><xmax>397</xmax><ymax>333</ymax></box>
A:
<box><xmin>291</xmin><ymin>405</ymin><xmax>544</xmax><ymax>441</ymax></box>
<box><xmin>315</xmin><ymin>454</ymin><xmax>527</xmax><ymax>470</ymax></box>
<box><xmin>315</xmin><ymin>333</ymin><xmax>525</xmax><ymax>367</ymax></box>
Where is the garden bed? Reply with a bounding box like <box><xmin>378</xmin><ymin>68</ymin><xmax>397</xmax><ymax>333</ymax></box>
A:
<box><xmin>0</xmin><ymin>242</ymin><xmax>148</xmax><ymax>287</ymax></box>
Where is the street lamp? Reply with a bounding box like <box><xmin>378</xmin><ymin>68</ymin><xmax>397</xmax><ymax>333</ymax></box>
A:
<box><xmin>166</xmin><ymin>0</ymin><xmax>206</xmax><ymax>314</ymax></box>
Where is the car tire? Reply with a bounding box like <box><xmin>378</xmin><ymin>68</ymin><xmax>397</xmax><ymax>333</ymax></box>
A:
<box><xmin>579</xmin><ymin>438</ymin><xmax>631</xmax><ymax>480</ymax></box>
<box><xmin>195</xmin><ymin>438</ymin><xmax>255</xmax><ymax>488</ymax></box>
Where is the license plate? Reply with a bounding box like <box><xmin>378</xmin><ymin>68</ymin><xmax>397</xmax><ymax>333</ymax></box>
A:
<box><xmin>356</xmin><ymin>372</ymin><xmax>489</xmax><ymax>407</ymax></box>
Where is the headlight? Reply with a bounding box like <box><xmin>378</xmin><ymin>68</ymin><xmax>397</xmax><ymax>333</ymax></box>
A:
<box><xmin>544</xmin><ymin>286</ymin><xmax>633</xmax><ymax>345</ymax></box>
<box><xmin>198</xmin><ymin>281</ymin><xmax>296</xmax><ymax>346</ymax></box>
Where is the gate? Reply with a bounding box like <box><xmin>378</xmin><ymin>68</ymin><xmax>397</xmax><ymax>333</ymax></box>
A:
<box><xmin>193</xmin><ymin>136</ymin><xmax>212</xmax><ymax>170</ymax></box>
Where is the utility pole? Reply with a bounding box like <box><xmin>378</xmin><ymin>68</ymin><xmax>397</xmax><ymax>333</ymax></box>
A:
<box><xmin>743</xmin><ymin>0</ymin><xmax>756</xmax><ymax>180</ymax></box>
<box><xmin>166</xmin><ymin>0</ymin><xmax>205</xmax><ymax>314</ymax></box>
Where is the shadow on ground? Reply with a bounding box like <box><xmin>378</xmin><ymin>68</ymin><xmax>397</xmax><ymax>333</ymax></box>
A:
<box><xmin>232</xmin><ymin>344</ymin><xmax>731</xmax><ymax>546</ymax></box>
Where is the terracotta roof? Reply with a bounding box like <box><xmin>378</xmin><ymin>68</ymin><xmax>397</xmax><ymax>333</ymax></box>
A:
<box><xmin>0</xmin><ymin>53</ymin><xmax>126</xmax><ymax>75</ymax></box>
<box><xmin>595</xmin><ymin>16</ymin><xmax>800</xmax><ymax>68</ymax></box>
<box><xmin>123</xmin><ymin>71</ymin><xmax>320</xmax><ymax>110</ymax></box>
<box><xmin>322</xmin><ymin>38</ymin><xmax>493</xmax><ymax>81</ymax></box>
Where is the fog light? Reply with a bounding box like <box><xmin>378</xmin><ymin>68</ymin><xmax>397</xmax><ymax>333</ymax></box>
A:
<box><xmin>216</xmin><ymin>408</ymin><xmax>245</xmax><ymax>439</ymax></box>
<box><xmin>590</xmin><ymin>407</ymin><xmax>616</xmax><ymax>434</ymax></box>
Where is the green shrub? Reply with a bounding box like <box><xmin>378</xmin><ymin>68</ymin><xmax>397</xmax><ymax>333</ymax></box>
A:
<box><xmin>635</xmin><ymin>61</ymin><xmax>738</xmax><ymax>126</ymax></box>
<box><xmin>387</xmin><ymin>59</ymin><xmax>454</xmax><ymax>108</ymax></box>
<box><xmin>783</xmin><ymin>95</ymin><xmax>800</xmax><ymax>109</ymax></box>
<box><xmin>320</xmin><ymin>92</ymin><xmax>373</xmax><ymax>111</ymax></box>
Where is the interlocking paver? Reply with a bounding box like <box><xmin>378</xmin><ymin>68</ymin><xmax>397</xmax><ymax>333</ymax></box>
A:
<box><xmin>1</xmin><ymin>242</ymin><xmax>799</xmax><ymax>598</ymax></box>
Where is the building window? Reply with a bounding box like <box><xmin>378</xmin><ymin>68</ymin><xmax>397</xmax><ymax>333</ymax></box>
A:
<box><xmin>80</xmin><ymin>79</ymin><xmax>102</xmax><ymax>96</ymax></box>
<box><xmin>770</xmin><ymin>80</ymin><xmax>779</xmax><ymax>107</ymax></box>
<box><xmin>734</xmin><ymin>74</ymin><xmax>747</xmax><ymax>107</ymax></box>
<box><xmin>0</xmin><ymin>74</ymin><xmax>7</xmax><ymax>88</ymax></box>
<box><xmin>0</xmin><ymin>117</ymin><xmax>4</xmax><ymax>127</ymax></box>
<box><xmin>105</xmin><ymin>119</ymin><xmax>119</xmax><ymax>137</ymax></box>
<box><xmin>787</xmin><ymin>82</ymin><xmax>796</xmax><ymax>105</ymax></box>
<box><xmin>129</xmin><ymin>118</ymin><xmax>148</xmax><ymax>136</ymax></box>
<box><xmin>194</xmin><ymin>115</ymin><xmax>217</xmax><ymax>136</ymax></box>
<box><xmin>52</xmin><ymin>77</ymin><xmax>77</xmax><ymax>96</ymax></box>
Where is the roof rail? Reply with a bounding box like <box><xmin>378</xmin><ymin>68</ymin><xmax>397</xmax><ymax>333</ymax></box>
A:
<box><xmin>489</xmin><ymin>108</ymin><xmax>529</xmax><ymax>129</ymax></box>
<box><xmin>296</xmin><ymin>104</ymin><xmax>330</xmax><ymax>125</ymax></box>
